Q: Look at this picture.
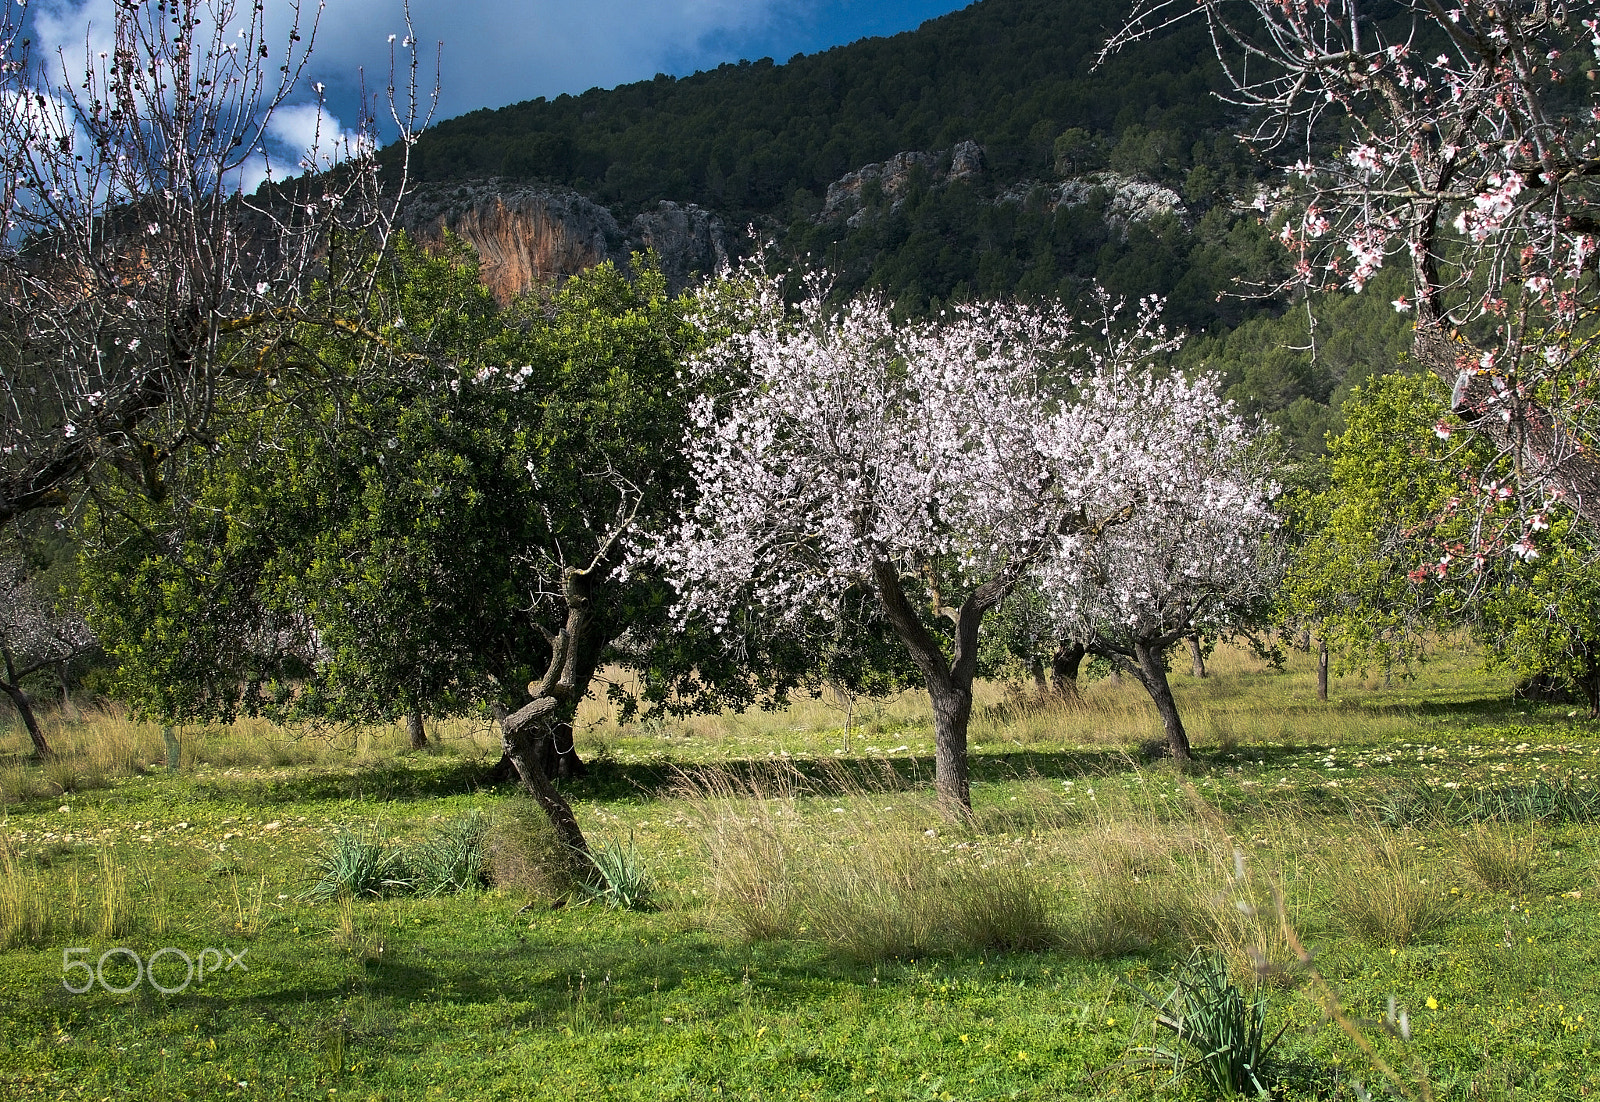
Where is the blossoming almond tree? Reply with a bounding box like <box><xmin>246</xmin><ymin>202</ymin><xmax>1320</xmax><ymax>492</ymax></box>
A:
<box><xmin>0</xmin><ymin>0</ymin><xmax>432</xmax><ymax>525</ymax></box>
<box><xmin>655</xmin><ymin>275</ymin><xmax>1184</xmax><ymax>817</ymax></box>
<box><xmin>1041</xmin><ymin>370</ymin><xmax>1281</xmax><ymax>760</ymax></box>
<box><xmin>1102</xmin><ymin>0</ymin><xmax>1600</xmax><ymax>547</ymax></box>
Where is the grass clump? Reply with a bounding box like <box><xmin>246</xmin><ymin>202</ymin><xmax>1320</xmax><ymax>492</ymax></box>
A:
<box><xmin>1123</xmin><ymin>949</ymin><xmax>1287</xmax><ymax>1097</ymax></box>
<box><xmin>1323</xmin><ymin>825</ymin><xmax>1453</xmax><ymax>947</ymax></box>
<box><xmin>581</xmin><ymin>833</ymin><xmax>656</xmax><ymax>911</ymax></box>
<box><xmin>0</xmin><ymin>835</ymin><xmax>51</xmax><ymax>948</ymax></box>
<box><xmin>679</xmin><ymin>763</ymin><xmax>1064</xmax><ymax>960</ymax></box>
<box><xmin>1457</xmin><ymin>824</ymin><xmax>1538</xmax><ymax>894</ymax></box>
<box><xmin>301</xmin><ymin>828</ymin><xmax>412</xmax><ymax>902</ymax></box>
<box><xmin>487</xmin><ymin>799</ymin><xmax>581</xmax><ymax>903</ymax></box>
<box><xmin>410</xmin><ymin>811</ymin><xmax>492</xmax><ymax>897</ymax></box>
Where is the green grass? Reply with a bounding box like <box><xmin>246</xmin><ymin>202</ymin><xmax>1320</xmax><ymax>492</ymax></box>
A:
<box><xmin>1</xmin><ymin>645</ymin><xmax>1599</xmax><ymax>1099</ymax></box>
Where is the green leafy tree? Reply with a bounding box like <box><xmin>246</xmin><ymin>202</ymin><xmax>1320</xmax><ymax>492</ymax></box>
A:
<box><xmin>82</xmin><ymin>238</ymin><xmax>700</xmax><ymax>854</ymax></box>
<box><xmin>1285</xmin><ymin>373</ymin><xmax>1600</xmax><ymax>711</ymax></box>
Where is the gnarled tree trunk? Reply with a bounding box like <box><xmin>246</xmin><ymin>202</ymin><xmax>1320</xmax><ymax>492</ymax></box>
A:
<box><xmin>492</xmin><ymin>697</ymin><xmax>589</xmax><ymax>859</ymax></box>
<box><xmin>1186</xmin><ymin>634</ymin><xmax>1207</xmax><ymax>678</ymax></box>
<box><xmin>0</xmin><ymin>679</ymin><xmax>52</xmax><ymax>760</ymax></box>
<box><xmin>1050</xmin><ymin>641</ymin><xmax>1087</xmax><ymax>705</ymax></box>
<box><xmin>1316</xmin><ymin>638</ymin><xmax>1330</xmax><ymax>703</ymax></box>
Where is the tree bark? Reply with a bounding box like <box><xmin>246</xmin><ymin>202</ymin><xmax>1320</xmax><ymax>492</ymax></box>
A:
<box><xmin>1579</xmin><ymin>657</ymin><xmax>1600</xmax><ymax>721</ymax></box>
<box><xmin>870</xmin><ymin>558</ymin><xmax>1007</xmax><ymax>820</ymax></box>
<box><xmin>1186</xmin><ymin>634</ymin><xmax>1207</xmax><ymax>678</ymax></box>
<box><xmin>493</xmin><ymin>699</ymin><xmax>589</xmax><ymax>860</ymax></box>
<box><xmin>405</xmin><ymin>710</ymin><xmax>428</xmax><ymax>750</ymax></box>
<box><xmin>0</xmin><ymin>680</ymin><xmax>52</xmax><ymax>760</ymax></box>
<box><xmin>927</xmin><ymin>681</ymin><xmax>973</xmax><ymax>817</ymax></box>
<box><xmin>1050</xmin><ymin>641</ymin><xmax>1086</xmax><ymax>705</ymax></box>
<box><xmin>1316</xmin><ymin>638</ymin><xmax>1330</xmax><ymax>703</ymax></box>
<box><xmin>1123</xmin><ymin>639</ymin><xmax>1193</xmax><ymax>762</ymax></box>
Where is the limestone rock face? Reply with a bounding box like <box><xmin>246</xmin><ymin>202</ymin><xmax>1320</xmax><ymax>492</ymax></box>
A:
<box><xmin>819</xmin><ymin>142</ymin><xmax>988</xmax><ymax>226</ymax></box>
<box><xmin>628</xmin><ymin>200</ymin><xmax>730</xmax><ymax>290</ymax></box>
<box><xmin>999</xmin><ymin>171</ymin><xmax>1188</xmax><ymax>233</ymax></box>
<box><xmin>399</xmin><ymin>180</ymin><xmax>727</xmax><ymax>301</ymax></box>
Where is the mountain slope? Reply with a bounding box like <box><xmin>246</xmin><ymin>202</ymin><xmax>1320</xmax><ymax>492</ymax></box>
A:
<box><xmin>400</xmin><ymin>0</ymin><xmax>1234</xmax><ymax>218</ymax></box>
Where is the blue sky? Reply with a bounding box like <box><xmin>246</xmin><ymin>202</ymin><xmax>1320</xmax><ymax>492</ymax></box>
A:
<box><xmin>32</xmin><ymin>0</ymin><xmax>975</xmax><ymax>153</ymax></box>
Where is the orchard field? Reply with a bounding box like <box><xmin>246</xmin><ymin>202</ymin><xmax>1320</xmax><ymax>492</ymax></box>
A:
<box><xmin>3</xmin><ymin>645</ymin><xmax>1599</xmax><ymax>1101</ymax></box>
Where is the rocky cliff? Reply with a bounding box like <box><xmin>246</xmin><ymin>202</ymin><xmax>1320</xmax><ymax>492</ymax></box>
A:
<box><xmin>998</xmin><ymin>172</ymin><xmax>1188</xmax><ymax>231</ymax></box>
<box><xmin>399</xmin><ymin>180</ymin><xmax>729</xmax><ymax>302</ymax></box>
<box><xmin>396</xmin><ymin>153</ymin><xmax>1184</xmax><ymax>301</ymax></box>
<box><xmin>819</xmin><ymin>140</ymin><xmax>986</xmax><ymax>226</ymax></box>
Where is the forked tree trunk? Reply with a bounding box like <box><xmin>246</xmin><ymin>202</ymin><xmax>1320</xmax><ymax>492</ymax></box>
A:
<box><xmin>0</xmin><ymin>680</ymin><xmax>52</xmax><ymax>760</ymax></box>
<box><xmin>405</xmin><ymin>710</ymin><xmax>428</xmax><ymax>750</ymax></box>
<box><xmin>1316</xmin><ymin>638</ymin><xmax>1330</xmax><ymax>703</ymax></box>
<box><xmin>1124</xmin><ymin>639</ymin><xmax>1193</xmax><ymax>762</ymax></box>
<box><xmin>870</xmin><ymin>559</ymin><xmax>1008</xmax><ymax>821</ymax></box>
<box><xmin>1186</xmin><ymin>634</ymin><xmax>1207</xmax><ymax>678</ymax></box>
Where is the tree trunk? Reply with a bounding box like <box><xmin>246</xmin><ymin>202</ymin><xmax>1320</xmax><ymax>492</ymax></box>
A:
<box><xmin>1030</xmin><ymin>655</ymin><xmax>1047</xmax><ymax>693</ymax></box>
<box><xmin>1050</xmin><ymin>642</ymin><xmax>1086</xmax><ymax>705</ymax></box>
<box><xmin>1186</xmin><ymin>634</ymin><xmax>1207</xmax><ymax>678</ymax></box>
<box><xmin>58</xmin><ymin>660</ymin><xmax>79</xmax><ymax>720</ymax></box>
<box><xmin>405</xmin><ymin>710</ymin><xmax>428</xmax><ymax>750</ymax></box>
<box><xmin>493</xmin><ymin>700</ymin><xmax>589</xmax><ymax>860</ymax></box>
<box><xmin>870</xmin><ymin>559</ymin><xmax>1005</xmax><ymax>821</ymax></box>
<box><xmin>1579</xmin><ymin>657</ymin><xmax>1600</xmax><ymax>721</ymax></box>
<box><xmin>1130</xmin><ymin>639</ymin><xmax>1193</xmax><ymax>762</ymax></box>
<box><xmin>1316</xmin><ymin>638</ymin><xmax>1330</xmax><ymax>703</ymax></box>
<box><xmin>0</xmin><ymin>680</ymin><xmax>52</xmax><ymax>760</ymax></box>
<box><xmin>929</xmin><ymin>682</ymin><xmax>973</xmax><ymax>818</ymax></box>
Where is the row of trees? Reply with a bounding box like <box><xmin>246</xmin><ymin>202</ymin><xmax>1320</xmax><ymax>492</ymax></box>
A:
<box><xmin>64</xmin><ymin>242</ymin><xmax>1281</xmax><ymax>827</ymax></box>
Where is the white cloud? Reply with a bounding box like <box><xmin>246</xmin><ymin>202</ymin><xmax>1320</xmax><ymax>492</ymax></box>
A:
<box><xmin>266</xmin><ymin>102</ymin><xmax>362</xmax><ymax>168</ymax></box>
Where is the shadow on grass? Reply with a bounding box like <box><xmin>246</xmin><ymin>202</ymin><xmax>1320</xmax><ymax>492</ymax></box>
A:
<box><xmin>191</xmin><ymin>745</ymin><xmax>1149</xmax><ymax>809</ymax></box>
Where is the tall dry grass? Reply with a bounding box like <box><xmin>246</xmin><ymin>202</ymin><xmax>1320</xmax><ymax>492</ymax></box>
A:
<box><xmin>675</xmin><ymin>761</ymin><xmax>1058</xmax><ymax>961</ymax></box>
<box><xmin>674</xmin><ymin>758</ymin><xmax>1321</xmax><ymax>980</ymax></box>
<box><xmin>1320</xmin><ymin>821</ymin><xmax>1455</xmax><ymax>947</ymax></box>
<box><xmin>0</xmin><ymin>702</ymin><xmax>509</xmax><ymax>804</ymax></box>
<box><xmin>0</xmin><ymin>835</ymin><xmax>141</xmax><ymax>948</ymax></box>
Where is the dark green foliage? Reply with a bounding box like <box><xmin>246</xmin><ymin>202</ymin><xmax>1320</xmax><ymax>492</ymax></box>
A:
<box><xmin>79</xmin><ymin>237</ymin><xmax>700</xmax><ymax>728</ymax></box>
<box><xmin>392</xmin><ymin>0</ymin><xmax>1288</xmax><ymax>336</ymax></box>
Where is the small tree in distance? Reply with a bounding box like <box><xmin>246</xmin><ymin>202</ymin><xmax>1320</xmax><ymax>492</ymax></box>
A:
<box><xmin>1042</xmin><ymin>370</ymin><xmax>1281</xmax><ymax>759</ymax></box>
<box><xmin>0</xmin><ymin>555</ymin><xmax>95</xmax><ymax>760</ymax></box>
<box><xmin>655</xmin><ymin>272</ymin><xmax>1226</xmax><ymax>817</ymax></box>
